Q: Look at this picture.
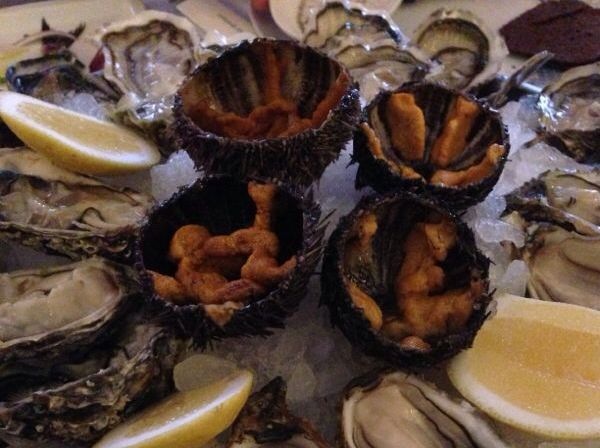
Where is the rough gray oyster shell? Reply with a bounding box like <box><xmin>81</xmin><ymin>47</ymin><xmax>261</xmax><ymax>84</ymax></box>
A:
<box><xmin>537</xmin><ymin>62</ymin><xmax>600</xmax><ymax>164</ymax></box>
<box><xmin>414</xmin><ymin>9</ymin><xmax>508</xmax><ymax>90</ymax></box>
<box><xmin>0</xmin><ymin>257</ymin><xmax>137</xmax><ymax>364</ymax></box>
<box><xmin>100</xmin><ymin>11</ymin><xmax>210</xmax><ymax>143</ymax></box>
<box><xmin>228</xmin><ymin>377</ymin><xmax>331</xmax><ymax>448</ymax></box>
<box><xmin>341</xmin><ymin>370</ymin><xmax>509</xmax><ymax>448</ymax></box>
<box><xmin>0</xmin><ymin>147</ymin><xmax>153</xmax><ymax>261</ymax></box>
<box><xmin>0</xmin><ymin>320</ymin><xmax>182</xmax><ymax>446</ymax></box>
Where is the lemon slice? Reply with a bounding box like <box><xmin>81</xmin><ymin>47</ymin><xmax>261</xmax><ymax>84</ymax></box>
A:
<box><xmin>448</xmin><ymin>293</ymin><xmax>600</xmax><ymax>440</ymax></box>
<box><xmin>0</xmin><ymin>91</ymin><xmax>160</xmax><ymax>175</ymax></box>
<box><xmin>93</xmin><ymin>369</ymin><xmax>254</xmax><ymax>448</ymax></box>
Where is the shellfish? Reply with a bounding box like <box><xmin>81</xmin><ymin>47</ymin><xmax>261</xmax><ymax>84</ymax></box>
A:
<box><xmin>537</xmin><ymin>62</ymin><xmax>600</xmax><ymax>164</ymax></box>
<box><xmin>170</xmin><ymin>38</ymin><xmax>360</xmax><ymax>185</ymax></box>
<box><xmin>135</xmin><ymin>175</ymin><xmax>325</xmax><ymax>341</ymax></box>
<box><xmin>321</xmin><ymin>191</ymin><xmax>490</xmax><ymax>367</ymax></box>
<box><xmin>341</xmin><ymin>370</ymin><xmax>509</xmax><ymax>447</ymax></box>
<box><xmin>0</xmin><ymin>147</ymin><xmax>153</xmax><ymax>261</ymax></box>
<box><xmin>353</xmin><ymin>83</ymin><xmax>509</xmax><ymax>209</ymax></box>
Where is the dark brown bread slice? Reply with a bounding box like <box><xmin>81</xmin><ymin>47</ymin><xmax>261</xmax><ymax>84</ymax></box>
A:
<box><xmin>500</xmin><ymin>0</ymin><xmax>600</xmax><ymax>66</ymax></box>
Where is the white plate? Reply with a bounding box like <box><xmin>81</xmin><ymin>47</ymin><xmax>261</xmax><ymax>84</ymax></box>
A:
<box><xmin>0</xmin><ymin>0</ymin><xmax>145</xmax><ymax>46</ymax></box>
<box><xmin>270</xmin><ymin>0</ymin><xmax>404</xmax><ymax>40</ymax></box>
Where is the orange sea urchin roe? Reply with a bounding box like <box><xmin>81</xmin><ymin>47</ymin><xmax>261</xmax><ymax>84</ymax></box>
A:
<box><xmin>382</xmin><ymin>216</ymin><xmax>480</xmax><ymax>345</ymax></box>
<box><xmin>151</xmin><ymin>182</ymin><xmax>297</xmax><ymax>319</ymax></box>
<box><xmin>187</xmin><ymin>45</ymin><xmax>350</xmax><ymax>140</ymax></box>
<box><xmin>430</xmin><ymin>143</ymin><xmax>506</xmax><ymax>187</ymax></box>
<box><xmin>430</xmin><ymin>96</ymin><xmax>480</xmax><ymax>168</ymax></box>
<box><xmin>385</xmin><ymin>93</ymin><xmax>426</xmax><ymax>161</ymax></box>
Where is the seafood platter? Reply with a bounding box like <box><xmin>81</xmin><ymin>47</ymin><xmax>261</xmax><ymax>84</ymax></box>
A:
<box><xmin>0</xmin><ymin>0</ymin><xmax>598</xmax><ymax>446</ymax></box>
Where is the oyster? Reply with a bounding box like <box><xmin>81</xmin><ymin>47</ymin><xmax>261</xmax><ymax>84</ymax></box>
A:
<box><xmin>0</xmin><ymin>147</ymin><xmax>153</xmax><ymax>261</ymax></box>
<box><xmin>504</xmin><ymin>169</ymin><xmax>600</xmax><ymax>310</ymax></box>
<box><xmin>170</xmin><ymin>38</ymin><xmax>360</xmax><ymax>185</ymax></box>
<box><xmin>228</xmin><ymin>377</ymin><xmax>331</xmax><ymax>448</ymax></box>
<box><xmin>100</xmin><ymin>11</ymin><xmax>209</xmax><ymax>143</ymax></box>
<box><xmin>414</xmin><ymin>9</ymin><xmax>508</xmax><ymax>90</ymax></box>
<box><xmin>302</xmin><ymin>2</ymin><xmax>427</xmax><ymax>102</ymax></box>
<box><xmin>341</xmin><ymin>370</ymin><xmax>509</xmax><ymax>448</ymax></box>
<box><xmin>303</xmin><ymin>2</ymin><xmax>404</xmax><ymax>50</ymax></box>
<box><xmin>537</xmin><ymin>62</ymin><xmax>600</xmax><ymax>164</ymax></box>
<box><xmin>6</xmin><ymin>51</ymin><xmax>118</xmax><ymax>101</ymax></box>
<box><xmin>135</xmin><ymin>175</ymin><xmax>325</xmax><ymax>341</ymax></box>
<box><xmin>321</xmin><ymin>191</ymin><xmax>490</xmax><ymax>367</ymax></box>
<box><xmin>505</xmin><ymin>169</ymin><xmax>600</xmax><ymax>236</ymax></box>
<box><xmin>335</xmin><ymin>44</ymin><xmax>429</xmax><ymax>103</ymax></box>
<box><xmin>521</xmin><ymin>224</ymin><xmax>600</xmax><ymax>310</ymax></box>
<box><xmin>5</xmin><ymin>51</ymin><xmax>119</xmax><ymax>120</ymax></box>
<box><xmin>0</xmin><ymin>319</ymin><xmax>182</xmax><ymax>445</ymax></box>
<box><xmin>353</xmin><ymin>83</ymin><xmax>509</xmax><ymax>209</ymax></box>
<box><xmin>0</xmin><ymin>257</ymin><xmax>136</xmax><ymax>363</ymax></box>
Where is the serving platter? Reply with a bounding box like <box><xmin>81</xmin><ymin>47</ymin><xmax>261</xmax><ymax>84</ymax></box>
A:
<box><xmin>0</xmin><ymin>0</ymin><xmax>598</xmax><ymax>447</ymax></box>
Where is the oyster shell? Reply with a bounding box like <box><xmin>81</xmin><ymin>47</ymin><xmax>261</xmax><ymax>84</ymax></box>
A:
<box><xmin>0</xmin><ymin>257</ymin><xmax>136</xmax><ymax>363</ymax></box>
<box><xmin>0</xmin><ymin>319</ymin><xmax>182</xmax><ymax>445</ymax></box>
<box><xmin>135</xmin><ymin>175</ymin><xmax>325</xmax><ymax>341</ymax></box>
<box><xmin>505</xmin><ymin>169</ymin><xmax>600</xmax><ymax>236</ymax></box>
<box><xmin>303</xmin><ymin>2</ymin><xmax>404</xmax><ymax>50</ymax></box>
<box><xmin>341</xmin><ymin>370</ymin><xmax>509</xmax><ymax>448</ymax></box>
<box><xmin>504</xmin><ymin>169</ymin><xmax>600</xmax><ymax>310</ymax></box>
<box><xmin>228</xmin><ymin>377</ymin><xmax>331</xmax><ymax>448</ymax></box>
<box><xmin>353</xmin><ymin>82</ymin><xmax>509</xmax><ymax>209</ymax></box>
<box><xmin>5</xmin><ymin>51</ymin><xmax>119</xmax><ymax>118</ymax></box>
<box><xmin>100</xmin><ymin>11</ymin><xmax>209</xmax><ymax>143</ymax></box>
<box><xmin>335</xmin><ymin>44</ymin><xmax>429</xmax><ymax>103</ymax></box>
<box><xmin>302</xmin><ymin>2</ymin><xmax>427</xmax><ymax>103</ymax></box>
<box><xmin>170</xmin><ymin>38</ymin><xmax>360</xmax><ymax>185</ymax></box>
<box><xmin>538</xmin><ymin>62</ymin><xmax>600</xmax><ymax>164</ymax></box>
<box><xmin>414</xmin><ymin>9</ymin><xmax>508</xmax><ymax>90</ymax></box>
<box><xmin>321</xmin><ymin>191</ymin><xmax>490</xmax><ymax>367</ymax></box>
<box><xmin>0</xmin><ymin>147</ymin><xmax>153</xmax><ymax>261</ymax></box>
<box><xmin>523</xmin><ymin>224</ymin><xmax>600</xmax><ymax>310</ymax></box>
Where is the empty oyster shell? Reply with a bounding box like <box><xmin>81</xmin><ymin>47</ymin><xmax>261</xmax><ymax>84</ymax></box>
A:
<box><xmin>341</xmin><ymin>370</ymin><xmax>509</xmax><ymax>447</ymax></box>
<box><xmin>0</xmin><ymin>257</ymin><xmax>137</xmax><ymax>363</ymax></box>
<box><xmin>414</xmin><ymin>9</ymin><xmax>508</xmax><ymax>90</ymax></box>
<box><xmin>0</xmin><ymin>319</ymin><xmax>182</xmax><ymax>445</ymax></box>
<box><xmin>505</xmin><ymin>169</ymin><xmax>600</xmax><ymax>236</ymax></box>
<box><xmin>100</xmin><ymin>11</ymin><xmax>209</xmax><ymax>143</ymax></box>
<box><xmin>135</xmin><ymin>175</ymin><xmax>325</xmax><ymax>341</ymax></box>
<box><xmin>538</xmin><ymin>62</ymin><xmax>600</xmax><ymax>164</ymax></box>
<box><xmin>0</xmin><ymin>147</ymin><xmax>153</xmax><ymax>261</ymax></box>
<box><xmin>170</xmin><ymin>38</ymin><xmax>360</xmax><ymax>185</ymax></box>
<box><xmin>353</xmin><ymin>83</ymin><xmax>509</xmax><ymax>209</ymax></box>
<box><xmin>321</xmin><ymin>191</ymin><xmax>490</xmax><ymax>367</ymax></box>
<box><xmin>228</xmin><ymin>377</ymin><xmax>331</xmax><ymax>448</ymax></box>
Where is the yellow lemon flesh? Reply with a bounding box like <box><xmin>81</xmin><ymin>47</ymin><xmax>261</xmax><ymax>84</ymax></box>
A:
<box><xmin>448</xmin><ymin>293</ymin><xmax>600</xmax><ymax>440</ymax></box>
<box><xmin>93</xmin><ymin>369</ymin><xmax>254</xmax><ymax>448</ymax></box>
<box><xmin>0</xmin><ymin>91</ymin><xmax>160</xmax><ymax>175</ymax></box>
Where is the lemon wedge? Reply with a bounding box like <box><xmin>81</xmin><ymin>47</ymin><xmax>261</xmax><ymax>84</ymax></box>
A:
<box><xmin>0</xmin><ymin>91</ymin><xmax>160</xmax><ymax>175</ymax></box>
<box><xmin>448</xmin><ymin>293</ymin><xmax>600</xmax><ymax>440</ymax></box>
<box><xmin>93</xmin><ymin>369</ymin><xmax>254</xmax><ymax>448</ymax></box>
